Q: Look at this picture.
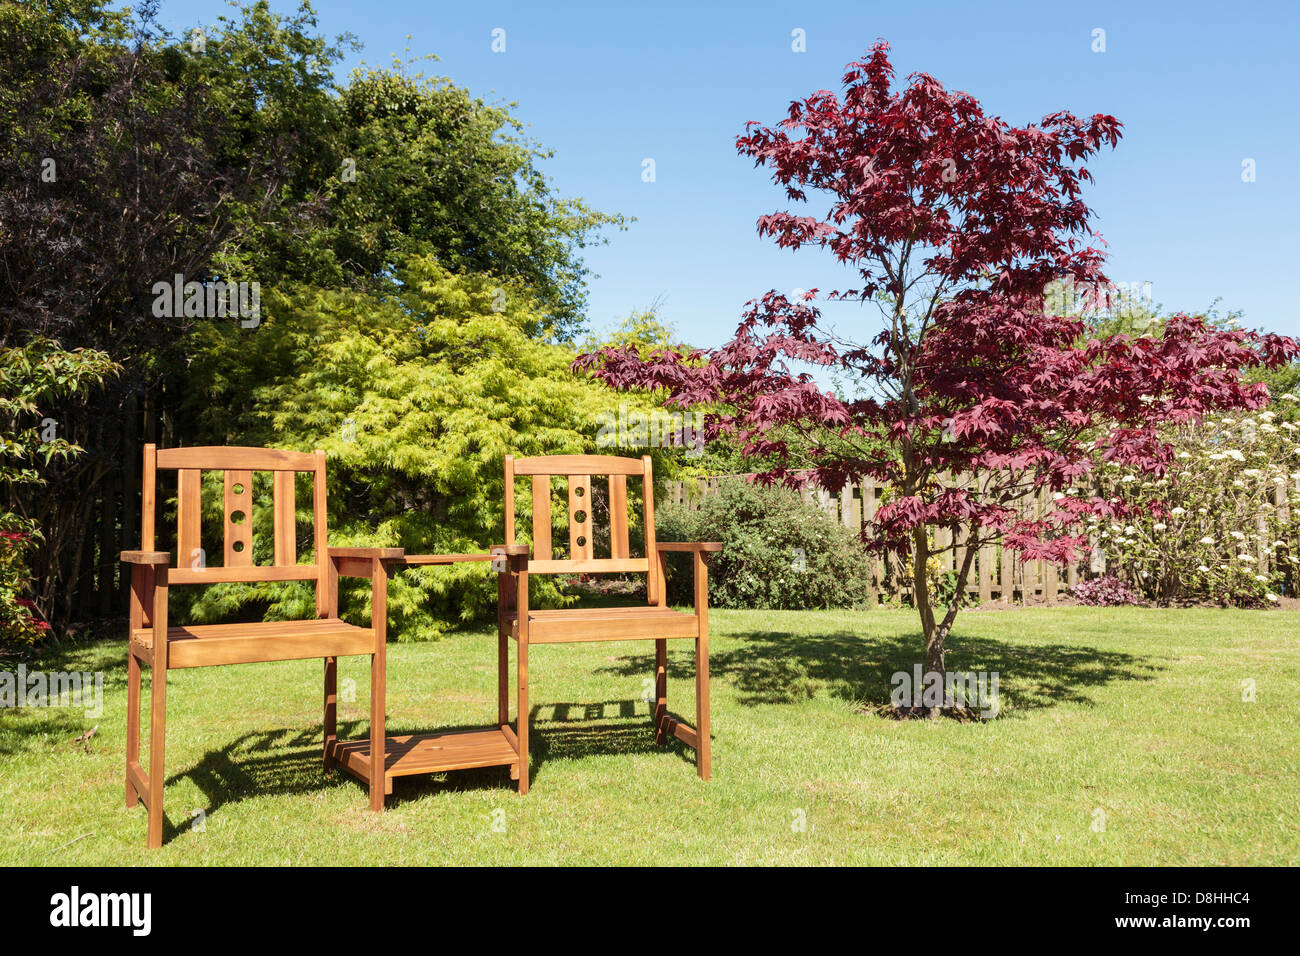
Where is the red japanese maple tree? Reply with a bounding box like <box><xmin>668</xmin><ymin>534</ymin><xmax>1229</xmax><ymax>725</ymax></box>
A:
<box><xmin>576</xmin><ymin>42</ymin><xmax>1296</xmax><ymax>697</ymax></box>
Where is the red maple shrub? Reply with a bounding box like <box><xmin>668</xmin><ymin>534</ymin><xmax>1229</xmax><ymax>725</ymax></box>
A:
<box><xmin>576</xmin><ymin>42</ymin><xmax>1297</xmax><ymax>697</ymax></box>
<box><xmin>1070</xmin><ymin>575</ymin><xmax>1144</xmax><ymax>608</ymax></box>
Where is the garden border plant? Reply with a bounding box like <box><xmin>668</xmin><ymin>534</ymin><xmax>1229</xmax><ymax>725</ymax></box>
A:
<box><xmin>0</xmin><ymin>338</ymin><xmax>115</xmax><ymax>651</ymax></box>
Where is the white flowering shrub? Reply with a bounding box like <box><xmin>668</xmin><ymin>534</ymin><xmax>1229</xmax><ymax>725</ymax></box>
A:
<box><xmin>1089</xmin><ymin>399</ymin><xmax>1300</xmax><ymax>606</ymax></box>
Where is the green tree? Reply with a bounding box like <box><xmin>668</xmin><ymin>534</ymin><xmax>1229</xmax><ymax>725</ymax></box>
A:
<box><xmin>182</xmin><ymin>257</ymin><xmax>661</xmax><ymax>637</ymax></box>
<box><xmin>301</xmin><ymin>66</ymin><xmax>625</xmax><ymax>338</ymax></box>
<box><xmin>0</xmin><ymin>0</ymin><xmax>346</xmax><ymax>626</ymax></box>
<box><xmin>1</xmin><ymin>0</ymin><xmax>626</xmax><ymax>631</ymax></box>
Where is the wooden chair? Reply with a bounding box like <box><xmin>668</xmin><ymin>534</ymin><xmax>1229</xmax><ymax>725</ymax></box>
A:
<box><xmin>494</xmin><ymin>454</ymin><xmax>721</xmax><ymax>792</ymax></box>
<box><xmin>121</xmin><ymin>444</ymin><xmax>403</xmax><ymax>848</ymax></box>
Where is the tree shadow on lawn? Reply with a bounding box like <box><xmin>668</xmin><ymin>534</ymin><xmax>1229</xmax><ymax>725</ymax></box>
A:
<box><xmin>38</xmin><ymin>625</ymin><xmax>1158</xmax><ymax>844</ymax></box>
<box><xmin>597</xmin><ymin>629</ymin><xmax>1162</xmax><ymax>713</ymax></box>
<box><xmin>0</xmin><ymin>645</ymin><xmax>131</xmax><ymax>758</ymax></box>
<box><xmin>0</xmin><ymin>706</ymin><xmax>96</xmax><ymax>758</ymax></box>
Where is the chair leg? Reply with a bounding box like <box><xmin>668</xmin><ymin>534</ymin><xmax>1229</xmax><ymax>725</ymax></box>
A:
<box><xmin>497</xmin><ymin>628</ymin><xmax>509</xmax><ymax>728</ymax></box>
<box><xmin>653</xmin><ymin>639</ymin><xmax>668</xmax><ymax>744</ymax></box>
<box><xmin>146</xmin><ymin>665</ymin><xmax>167</xmax><ymax>848</ymax></box>
<box><xmin>517</xmin><ymin>636</ymin><xmax>529</xmax><ymax>795</ymax></box>
<box><xmin>369</xmin><ymin>651</ymin><xmax>385</xmax><ymax>811</ymax></box>
<box><xmin>126</xmin><ymin>651</ymin><xmax>140</xmax><ymax>808</ymax></box>
<box><xmin>695</xmin><ymin>630</ymin><xmax>711</xmax><ymax>781</ymax></box>
<box><xmin>323</xmin><ymin>656</ymin><xmax>337</xmax><ymax>769</ymax></box>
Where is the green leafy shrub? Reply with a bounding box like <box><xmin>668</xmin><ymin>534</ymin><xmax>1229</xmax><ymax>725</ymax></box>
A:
<box><xmin>929</xmin><ymin>563</ymin><xmax>968</xmax><ymax>611</ymax></box>
<box><xmin>0</xmin><ymin>339</ymin><xmax>116</xmax><ymax>650</ymax></box>
<box><xmin>655</xmin><ymin>479</ymin><xmax>874</xmax><ymax>609</ymax></box>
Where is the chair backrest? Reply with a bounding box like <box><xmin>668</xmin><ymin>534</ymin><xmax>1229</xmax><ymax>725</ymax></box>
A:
<box><xmin>505</xmin><ymin>454</ymin><xmax>657</xmax><ymax>587</ymax></box>
<box><xmin>139</xmin><ymin>444</ymin><xmax>329</xmax><ymax>603</ymax></box>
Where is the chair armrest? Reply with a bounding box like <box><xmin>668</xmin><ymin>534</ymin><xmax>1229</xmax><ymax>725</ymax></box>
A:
<box><xmin>329</xmin><ymin>547</ymin><xmax>405</xmax><ymax>579</ymax></box>
<box><xmin>490</xmin><ymin>544</ymin><xmax>530</xmax><ymax>573</ymax></box>
<box><xmin>328</xmin><ymin>547</ymin><xmax>405</xmax><ymax>560</ymax></box>
<box><xmin>121</xmin><ymin>550</ymin><xmax>170</xmax><ymax>565</ymax></box>
<box><xmin>325</xmin><ymin>549</ymin><xmax>402</xmax><ymax>639</ymax></box>
<box><xmin>653</xmin><ymin>544</ymin><xmax>718</xmax><ymax>614</ymax></box>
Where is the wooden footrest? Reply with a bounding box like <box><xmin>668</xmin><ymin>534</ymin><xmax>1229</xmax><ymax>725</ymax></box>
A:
<box><xmin>657</xmin><ymin>716</ymin><xmax>699</xmax><ymax>749</ymax></box>
<box><xmin>329</xmin><ymin>729</ymin><xmax>519</xmax><ymax>790</ymax></box>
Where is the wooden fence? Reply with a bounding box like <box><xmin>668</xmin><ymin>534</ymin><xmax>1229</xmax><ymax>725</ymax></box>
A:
<box><xmin>23</xmin><ymin>391</ymin><xmax>157</xmax><ymax>632</ymax></box>
<box><xmin>665</xmin><ymin>475</ymin><xmax>1087</xmax><ymax>606</ymax></box>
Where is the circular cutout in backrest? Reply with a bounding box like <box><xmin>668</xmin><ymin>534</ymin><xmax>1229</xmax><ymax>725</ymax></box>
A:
<box><xmin>232</xmin><ymin>540</ymin><xmax>246</xmax><ymax>553</ymax></box>
<box><xmin>576</xmin><ymin>536</ymin><xmax>587</xmax><ymax>548</ymax></box>
<box><xmin>574</xmin><ymin>510</ymin><xmax>587</xmax><ymax>524</ymax></box>
<box><xmin>575</xmin><ymin>486</ymin><xmax>585</xmax><ymax>497</ymax></box>
<box><xmin>232</xmin><ymin>482</ymin><xmax>245</xmax><ymax>495</ymax></box>
<box><xmin>230</xmin><ymin>510</ymin><xmax>247</xmax><ymax>525</ymax></box>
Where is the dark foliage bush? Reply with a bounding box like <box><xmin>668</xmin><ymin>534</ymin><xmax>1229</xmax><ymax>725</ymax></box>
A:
<box><xmin>655</xmin><ymin>479</ymin><xmax>874</xmax><ymax>610</ymax></box>
<box><xmin>1071</xmin><ymin>574</ymin><xmax>1145</xmax><ymax>607</ymax></box>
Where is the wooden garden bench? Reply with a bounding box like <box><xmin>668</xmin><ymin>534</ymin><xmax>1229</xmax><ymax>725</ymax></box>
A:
<box><xmin>494</xmin><ymin>454</ymin><xmax>721</xmax><ymax>792</ymax></box>
<box><xmin>122</xmin><ymin>444</ymin><xmax>403</xmax><ymax>848</ymax></box>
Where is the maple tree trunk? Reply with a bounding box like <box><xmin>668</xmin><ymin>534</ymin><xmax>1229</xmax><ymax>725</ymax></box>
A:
<box><xmin>912</xmin><ymin>525</ymin><xmax>980</xmax><ymax>716</ymax></box>
<box><xmin>910</xmin><ymin>525</ymin><xmax>945</xmax><ymax>685</ymax></box>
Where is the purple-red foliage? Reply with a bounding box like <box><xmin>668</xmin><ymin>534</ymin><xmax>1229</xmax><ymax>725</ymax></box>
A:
<box><xmin>575</xmin><ymin>41</ymin><xmax>1297</xmax><ymax>569</ymax></box>
<box><xmin>1071</xmin><ymin>575</ymin><xmax>1145</xmax><ymax>607</ymax></box>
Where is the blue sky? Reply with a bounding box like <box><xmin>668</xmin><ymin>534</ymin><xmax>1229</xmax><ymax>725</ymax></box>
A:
<box><xmin>153</xmin><ymin>0</ymin><xmax>1299</xmax><ymax>346</ymax></box>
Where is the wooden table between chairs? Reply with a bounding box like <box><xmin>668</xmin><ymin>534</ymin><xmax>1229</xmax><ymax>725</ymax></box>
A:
<box><xmin>326</xmin><ymin>552</ymin><xmax>522</xmax><ymax>790</ymax></box>
<box><xmin>334</xmin><ymin>453</ymin><xmax>722</xmax><ymax>798</ymax></box>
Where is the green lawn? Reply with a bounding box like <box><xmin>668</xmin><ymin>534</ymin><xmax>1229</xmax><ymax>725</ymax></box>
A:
<box><xmin>2</xmin><ymin>606</ymin><xmax>1297</xmax><ymax>865</ymax></box>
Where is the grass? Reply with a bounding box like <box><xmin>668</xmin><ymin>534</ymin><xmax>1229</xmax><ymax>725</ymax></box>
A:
<box><xmin>1</xmin><ymin>606</ymin><xmax>1297</xmax><ymax>865</ymax></box>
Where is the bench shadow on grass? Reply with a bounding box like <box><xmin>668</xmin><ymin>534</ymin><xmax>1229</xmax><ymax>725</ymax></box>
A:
<box><xmin>597</xmin><ymin>629</ymin><xmax>1162</xmax><ymax>713</ymax></box>
<box><xmin>168</xmin><ymin>724</ymin><xmax>345</xmax><ymax>839</ymax></box>
<box><xmin>7</xmin><ymin>644</ymin><xmax>677</xmax><ymax>844</ymax></box>
<box><xmin>169</xmin><ymin>702</ymin><xmax>684</xmax><ymax>832</ymax></box>
<box><xmin>385</xmin><ymin>700</ymin><xmax>692</xmax><ymax>808</ymax></box>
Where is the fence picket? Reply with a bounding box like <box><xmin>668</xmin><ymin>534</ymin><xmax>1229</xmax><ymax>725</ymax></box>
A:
<box><xmin>661</xmin><ymin>470</ymin><xmax>1287</xmax><ymax>605</ymax></box>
